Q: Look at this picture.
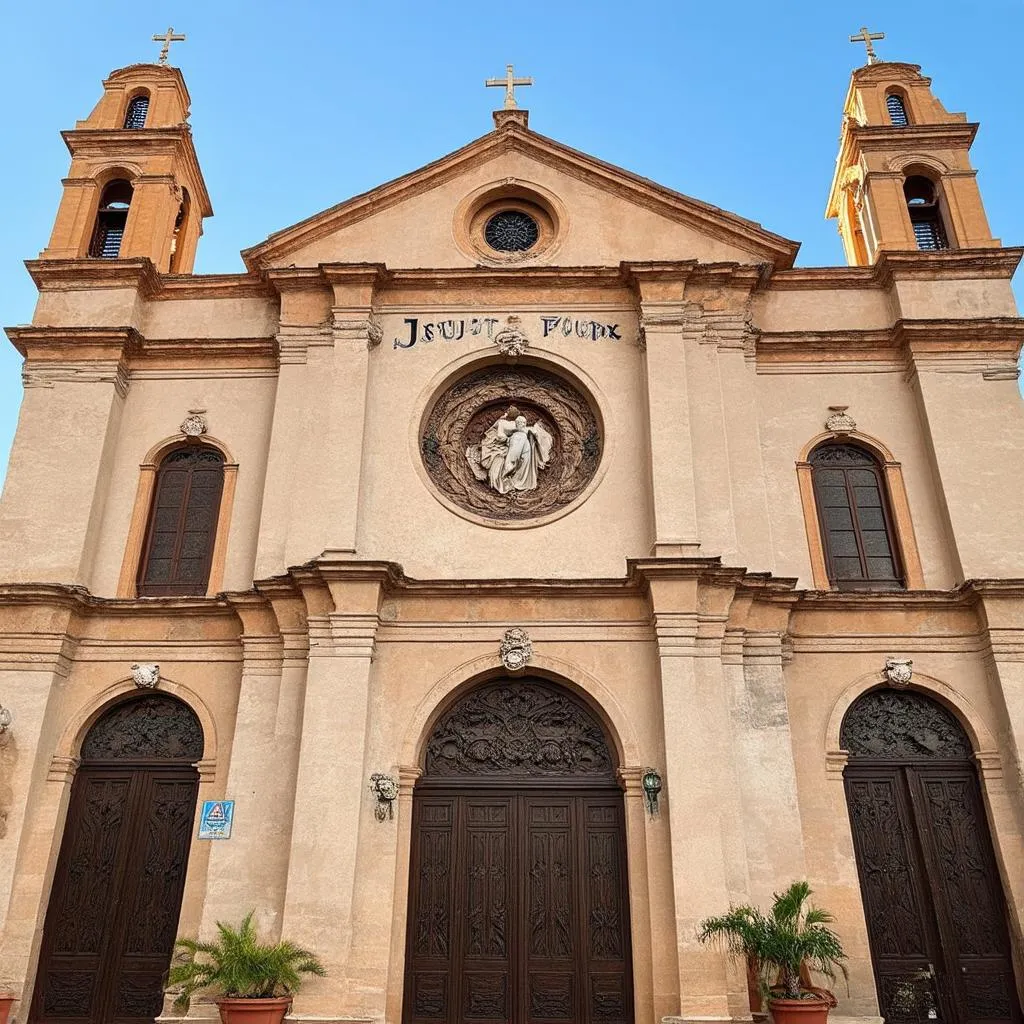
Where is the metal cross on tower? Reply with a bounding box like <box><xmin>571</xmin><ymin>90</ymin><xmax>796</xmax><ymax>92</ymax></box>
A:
<box><xmin>849</xmin><ymin>26</ymin><xmax>885</xmax><ymax>64</ymax></box>
<box><xmin>485</xmin><ymin>64</ymin><xmax>533</xmax><ymax>109</ymax></box>
<box><xmin>152</xmin><ymin>27</ymin><xmax>186</xmax><ymax>65</ymax></box>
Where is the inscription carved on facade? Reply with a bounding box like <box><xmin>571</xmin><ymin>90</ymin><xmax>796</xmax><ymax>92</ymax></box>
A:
<box><xmin>422</xmin><ymin>364</ymin><xmax>601</xmax><ymax>520</ymax></box>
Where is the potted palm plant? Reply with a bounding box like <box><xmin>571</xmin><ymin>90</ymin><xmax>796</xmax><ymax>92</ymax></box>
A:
<box><xmin>166</xmin><ymin>911</ymin><xmax>325</xmax><ymax>1024</ymax></box>
<box><xmin>698</xmin><ymin>881</ymin><xmax>847</xmax><ymax>1024</ymax></box>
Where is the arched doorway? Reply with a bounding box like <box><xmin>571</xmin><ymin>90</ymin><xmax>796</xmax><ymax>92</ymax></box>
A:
<box><xmin>842</xmin><ymin>688</ymin><xmax>1022</xmax><ymax>1024</ymax></box>
<box><xmin>30</xmin><ymin>694</ymin><xmax>204</xmax><ymax>1024</ymax></box>
<box><xmin>403</xmin><ymin>678</ymin><xmax>633</xmax><ymax>1024</ymax></box>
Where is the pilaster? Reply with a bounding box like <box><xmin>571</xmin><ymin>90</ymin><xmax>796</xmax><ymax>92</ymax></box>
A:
<box><xmin>194</xmin><ymin>592</ymin><xmax>306</xmax><ymax>944</ymax></box>
<box><xmin>256</xmin><ymin>266</ymin><xmax>384</xmax><ymax>576</ymax></box>
<box><xmin>724</xmin><ymin>591</ymin><xmax>806</xmax><ymax>906</ymax></box>
<box><xmin>905</xmin><ymin>323</ymin><xmax>1024</xmax><ymax>580</ymax></box>
<box><xmin>0</xmin><ymin>600</ymin><xmax>80</xmax><ymax>1009</ymax></box>
<box><xmin>279</xmin><ymin>564</ymin><xmax>384</xmax><ymax>1016</ymax></box>
<box><xmin>0</xmin><ymin>328</ymin><xmax>137</xmax><ymax>586</ymax></box>
<box><xmin>637</xmin><ymin>560</ymin><xmax>751</xmax><ymax>1019</ymax></box>
<box><xmin>635</xmin><ymin>275</ymin><xmax>701</xmax><ymax>555</ymax></box>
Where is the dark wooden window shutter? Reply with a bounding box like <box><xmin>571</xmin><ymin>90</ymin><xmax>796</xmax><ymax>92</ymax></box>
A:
<box><xmin>137</xmin><ymin>447</ymin><xmax>225</xmax><ymax>597</ymax></box>
<box><xmin>811</xmin><ymin>443</ymin><xmax>904</xmax><ymax>590</ymax></box>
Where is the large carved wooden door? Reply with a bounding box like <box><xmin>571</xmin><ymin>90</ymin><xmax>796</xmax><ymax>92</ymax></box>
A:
<box><xmin>404</xmin><ymin>679</ymin><xmax>633</xmax><ymax>1024</ymax></box>
<box><xmin>842</xmin><ymin>689</ymin><xmax>1022</xmax><ymax>1024</ymax></box>
<box><xmin>31</xmin><ymin>695</ymin><xmax>204</xmax><ymax>1024</ymax></box>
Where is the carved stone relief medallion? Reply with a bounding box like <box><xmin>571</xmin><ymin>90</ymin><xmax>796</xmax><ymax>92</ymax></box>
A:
<box><xmin>422</xmin><ymin>364</ymin><xmax>601</xmax><ymax>521</ymax></box>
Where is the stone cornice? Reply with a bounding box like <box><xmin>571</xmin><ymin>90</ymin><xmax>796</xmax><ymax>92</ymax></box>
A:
<box><xmin>757</xmin><ymin>317</ymin><xmax>1024</xmax><ymax>367</ymax></box>
<box><xmin>61</xmin><ymin>127</ymin><xmax>213</xmax><ymax>216</ymax></box>
<box><xmin>848</xmin><ymin>122</ymin><xmax>978</xmax><ymax>151</ymax></box>
<box><xmin>5</xmin><ymin>325</ymin><xmax>142</xmax><ymax>361</ymax></box>
<box><xmin>24</xmin><ymin>259</ymin><xmax>275</xmax><ymax>301</ymax></box>
<box><xmin>26</xmin><ymin>258</ymin><xmax>162</xmax><ymax>295</ymax></box>
<box><xmin>5</xmin><ymin>324</ymin><xmax>276</xmax><ymax>370</ymax></box>
<box><xmin>768</xmin><ymin>248</ymin><xmax>1023</xmax><ymax>291</ymax></box>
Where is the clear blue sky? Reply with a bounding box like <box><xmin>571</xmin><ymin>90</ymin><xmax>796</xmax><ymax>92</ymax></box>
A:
<box><xmin>1</xmin><ymin>0</ymin><xmax>1022</xmax><ymax>488</ymax></box>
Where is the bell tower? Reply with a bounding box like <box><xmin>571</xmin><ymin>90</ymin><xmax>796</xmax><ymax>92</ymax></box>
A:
<box><xmin>826</xmin><ymin>36</ymin><xmax>999</xmax><ymax>266</ymax></box>
<box><xmin>41</xmin><ymin>53</ymin><xmax>212</xmax><ymax>273</ymax></box>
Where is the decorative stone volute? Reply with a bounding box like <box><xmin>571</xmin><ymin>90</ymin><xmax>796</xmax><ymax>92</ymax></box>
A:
<box><xmin>499</xmin><ymin>627</ymin><xmax>532</xmax><ymax>672</ymax></box>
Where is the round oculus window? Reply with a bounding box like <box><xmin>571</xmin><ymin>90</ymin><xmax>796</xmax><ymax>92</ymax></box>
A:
<box><xmin>484</xmin><ymin>210</ymin><xmax>539</xmax><ymax>252</ymax></box>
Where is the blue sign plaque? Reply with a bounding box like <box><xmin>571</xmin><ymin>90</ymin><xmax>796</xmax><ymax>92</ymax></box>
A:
<box><xmin>197</xmin><ymin>800</ymin><xmax>234</xmax><ymax>840</ymax></box>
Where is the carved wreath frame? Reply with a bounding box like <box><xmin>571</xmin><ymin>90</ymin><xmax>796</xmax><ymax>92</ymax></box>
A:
<box><xmin>421</xmin><ymin>364</ymin><xmax>602</xmax><ymax>523</ymax></box>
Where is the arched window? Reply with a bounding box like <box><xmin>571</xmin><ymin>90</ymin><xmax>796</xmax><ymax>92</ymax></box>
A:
<box><xmin>137</xmin><ymin>447</ymin><xmax>225</xmax><ymax>596</ymax></box>
<box><xmin>810</xmin><ymin>443</ymin><xmax>903</xmax><ymax>590</ymax></box>
<box><xmin>169</xmin><ymin>188</ymin><xmax>190</xmax><ymax>273</ymax></box>
<box><xmin>88</xmin><ymin>180</ymin><xmax>133</xmax><ymax>259</ymax></box>
<box><xmin>123</xmin><ymin>93</ymin><xmax>150</xmax><ymax>129</ymax></box>
<box><xmin>904</xmin><ymin>175</ymin><xmax>949</xmax><ymax>251</ymax></box>
<box><xmin>885</xmin><ymin>92</ymin><xmax>909</xmax><ymax>126</ymax></box>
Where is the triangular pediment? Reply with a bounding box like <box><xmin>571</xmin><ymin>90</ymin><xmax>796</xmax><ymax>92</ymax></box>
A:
<box><xmin>241</xmin><ymin>121</ymin><xmax>799</xmax><ymax>271</ymax></box>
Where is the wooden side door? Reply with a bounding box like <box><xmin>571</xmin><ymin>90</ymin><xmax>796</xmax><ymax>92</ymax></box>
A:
<box><xmin>846</xmin><ymin>764</ymin><xmax>1022</xmax><ymax>1024</ymax></box>
<box><xmin>909</xmin><ymin>767</ymin><xmax>1022</xmax><ymax>1024</ymax></box>
<box><xmin>31</xmin><ymin>766</ymin><xmax>199</xmax><ymax>1024</ymax></box>
<box><xmin>845</xmin><ymin>766</ymin><xmax>948</xmax><ymax>1023</ymax></box>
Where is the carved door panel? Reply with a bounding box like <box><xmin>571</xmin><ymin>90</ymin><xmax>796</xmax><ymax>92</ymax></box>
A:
<box><xmin>31</xmin><ymin>767</ymin><xmax>199</xmax><ymax>1024</ymax></box>
<box><xmin>846</xmin><ymin>765</ymin><xmax>1021</xmax><ymax>1024</ymax></box>
<box><xmin>845</xmin><ymin>766</ymin><xmax>947</xmax><ymax>1023</ymax></box>
<box><xmin>404</xmin><ymin>791</ymin><xmax>632</xmax><ymax>1024</ymax></box>
<box><xmin>909</xmin><ymin>768</ymin><xmax>1022</xmax><ymax>1024</ymax></box>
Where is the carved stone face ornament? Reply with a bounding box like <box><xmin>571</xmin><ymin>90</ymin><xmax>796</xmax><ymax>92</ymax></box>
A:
<box><xmin>130</xmin><ymin>663</ymin><xmax>160</xmax><ymax>689</ymax></box>
<box><xmin>884</xmin><ymin>657</ymin><xmax>913</xmax><ymax>687</ymax></box>
<box><xmin>370</xmin><ymin>773</ymin><xmax>399</xmax><ymax>821</ymax></box>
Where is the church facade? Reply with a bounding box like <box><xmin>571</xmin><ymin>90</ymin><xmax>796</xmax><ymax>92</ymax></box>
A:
<box><xmin>0</xmin><ymin>46</ymin><xmax>1023</xmax><ymax>1024</ymax></box>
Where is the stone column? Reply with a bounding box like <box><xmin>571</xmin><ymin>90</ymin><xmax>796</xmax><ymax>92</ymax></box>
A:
<box><xmin>640</xmin><ymin>562</ymin><xmax>752</xmax><ymax>1021</ymax></box>
<box><xmin>0</xmin><ymin>328</ymin><xmax>135</xmax><ymax>587</ymax></box>
<box><xmin>280</xmin><ymin>566</ymin><xmax>383</xmax><ymax>1017</ymax></box>
<box><xmin>194</xmin><ymin>593</ymin><xmax>307</xmax><ymax>942</ymax></box>
<box><xmin>638</xmin><ymin>300</ymin><xmax>701</xmax><ymax>556</ymax></box>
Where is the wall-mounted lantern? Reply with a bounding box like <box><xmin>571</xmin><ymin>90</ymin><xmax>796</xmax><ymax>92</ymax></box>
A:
<box><xmin>642</xmin><ymin>768</ymin><xmax>663</xmax><ymax>819</ymax></box>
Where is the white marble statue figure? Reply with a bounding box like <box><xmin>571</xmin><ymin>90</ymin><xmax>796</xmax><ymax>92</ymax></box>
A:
<box><xmin>466</xmin><ymin>405</ymin><xmax>554</xmax><ymax>495</ymax></box>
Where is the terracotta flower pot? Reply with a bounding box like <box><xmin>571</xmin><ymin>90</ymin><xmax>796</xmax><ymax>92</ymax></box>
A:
<box><xmin>769</xmin><ymin>996</ymin><xmax>832</xmax><ymax>1024</ymax></box>
<box><xmin>216</xmin><ymin>996</ymin><xmax>292</xmax><ymax>1024</ymax></box>
<box><xmin>0</xmin><ymin>995</ymin><xmax>15</xmax><ymax>1024</ymax></box>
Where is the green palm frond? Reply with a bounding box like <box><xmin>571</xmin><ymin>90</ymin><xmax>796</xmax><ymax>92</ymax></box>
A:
<box><xmin>697</xmin><ymin>881</ymin><xmax>847</xmax><ymax>1001</ymax></box>
<box><xmin>166</xmin><ymin>911</ymin><xmax>327</xmax><ymax>1006</ymax></box>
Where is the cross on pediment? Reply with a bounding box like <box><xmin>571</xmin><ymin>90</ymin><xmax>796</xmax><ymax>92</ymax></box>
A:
<box><xmin>849</xmin><ymin>26</ymin><xmax>884</xmax><ymax>64</ymax></box>
<box><xmin>152</xmin><ymin>27</ymin><xmax>186</xmax><ymax>65</ymax></box>
<box><xmin>486</xmin><ymin>64</ymin><xmax>533</xmax><ymax>110</ymax></box>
